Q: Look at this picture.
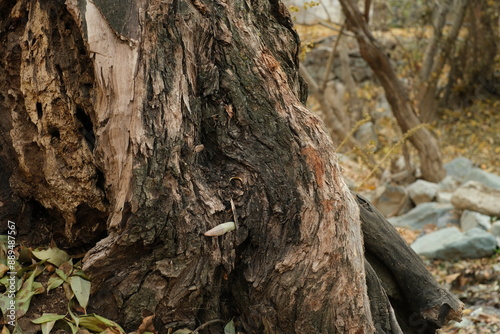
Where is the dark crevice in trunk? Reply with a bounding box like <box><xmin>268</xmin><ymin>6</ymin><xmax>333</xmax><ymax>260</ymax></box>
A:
<box><xmin>76</xmin><ymin>105</ymin><xmax>96</xmax><ymax>150</ymax></box>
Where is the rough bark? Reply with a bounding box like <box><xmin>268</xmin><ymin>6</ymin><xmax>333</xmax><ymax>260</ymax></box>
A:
<box><xmin>338</xmin><ymin>0</ymin><xmax>446</xmax><ymax>183</ymax></box>
<box><xmin>1</xmin><ymin>1</ymin><xmax>373</xmax><ymax>333</ymax></box>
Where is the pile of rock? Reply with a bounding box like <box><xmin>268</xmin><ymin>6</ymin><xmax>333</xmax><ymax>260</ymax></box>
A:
<box><xmin>372</xmin><ymin>157</ymin><xmax>500</xmax><ymax>260</ymax></box>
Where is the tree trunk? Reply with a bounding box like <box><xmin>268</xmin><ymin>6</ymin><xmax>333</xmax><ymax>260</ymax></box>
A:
<box><xmin>1</xmin><ymin>0</ymin><xmax>374</xmax><ymax>332</ymax></box>
<box><xmin>418</xmin><ymin>0</ymin><xmax>469</xmax><ymax>123</ymax></box>
<box><xmin>443</xmin><ymin>0</ymin><xmax>499</xmax><ymax>105</ymax></box>
<box><xmin>338</xmin><ymin>0</ymin><xmax>446</xmax><ymax>183</ymax></box>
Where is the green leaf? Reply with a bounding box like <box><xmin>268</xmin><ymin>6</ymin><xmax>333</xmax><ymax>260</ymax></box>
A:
<box><xmin>47</xmin><ymin>275</ymin><xmax>64</xmax><ymax>292</ymax></box>
<box><xmin>71</xmin><ymin>269</ymin><xmax>90</xmax><ymax>280</ymax></box>
<box><xmin>40</xmin><ymin>321</ymin><xmax>56</xmax><ymax>334</ymax></box>
<box><xmin>68</xmin><ymin>276</ymin><xmax>91</xmax><ymax>309</ymax></box>
<box><xmin>94</xmin><ymin>314</ymin><xmax>125</xmax><ymax>331</ymax></box>
<box><xmin>67</xmin><ymin>302</ymin><xmax>80</xmax><ymax>328</ymax></box>
<box><xmin>17</xmin><ymin>261</ymin><xmax>45</xmax><ymax>277</ymax></box>
<box><xmin>16</xmin><ymin>268</ymin><xmax>44</xmax><ymax>317</ymax></box>
<box><xmin>0</xmin><ymin>276</ymin><xmax>8</xmax><ymax>288</ymax></box>
<box><xmin>64</xmin><ymin>319</ymin><xmax>78</xmax><ymax>334</ymax></box>
<box><xmin>0</xmin><ymin>294</ymin><xmax>11</xmax><ymax>314</ymax></box>
<box><xmin>32</xmin><ymin>313</ymin><xmax>66</xmax><ymax>324</ymax></box>
<box><xmin>224</xmin><ymin>319</ymin><xmax>236</xmax><ymax>334</ymax></box>
<box><xmin>32</xmin><ymin>281</ymin><xmax>44</xmax><ymax>294</ymax></box>
<box><xmin>32</xmin><ymin>248</ymin><xmax>70</xmax><ymax>267</ymax></box>
<box><xmin>0</xmin><ymin>263</ymin><xmax>9</xmax><ymax>278</ymax></box>
<box><xmin>78</xmin><ymin>314</ymin><xmax>125</xmax><ymax>333</ymax></box>
<box><xmin>55</xmin><ymin>269</ymin><xmax>68</xmax><ymax>282</ymax></box>
<box><xmin>16</xmin><ymin>291</ymin><xmax>37</xmax><ymax>316</ymax></box>
<box><xmin>58</xmin><ymin>261</ymin><xmax>73</xmax><ymax>277</ymax></box>
<box><xmin>172</xmin><ymin>329</ymin><xmax>192</xmax><ymax>334</ymax></box>
<box><xmin>11</xmin><ymin>326</ymin><xmax>23</xmax><ymax>334</ymax></box>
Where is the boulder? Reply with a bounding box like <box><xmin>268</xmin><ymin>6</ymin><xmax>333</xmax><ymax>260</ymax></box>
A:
<box><xmin>451</xmin><ymin>181</ymin><xmax>500</xmax><ymax>216</ymax></box>
<box><xmin>388</xmin><ymin>202</ymin><xmax>454</xmax><ymax>230</ymax></box>
<box><xmin>411</xmin><ymin>227</ymin><xmax>497</xmax><ymax>260</ymax></box>
<box><xmin>407</xmin><ymin>179</ymin><xmax>439</xmax><ymax>204</ymax></box>
<box><xmin>372</xmin><ymin>184</ymin><xmax>413</xmax><ymax>217</ymax></box>
<box><xmin>460</xmin><ymin>210</ymin><xmax>491</xmax><ymax>231</ymax></box>
<box><xmin>444</xmin><ymin>157</ymin><xmax>474</xmax><ymax>180</ymax></box>
<box><xmin>411</xmin><ymin>227</ymin><xmax>462</xmax><ymax>257</ymax></box>
<box><xmin>463</xmin><ymin>167</ymin><xmax>500</xmax><ymax>190</ymax></box>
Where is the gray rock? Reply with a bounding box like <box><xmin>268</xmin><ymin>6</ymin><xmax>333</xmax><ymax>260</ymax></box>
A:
<box><xmin>411</xmin><ymin>227</ymin><xmax>463</xmax><ymax>257</ymax></box>
<box><xmin>463</xmin><ymin>167</ymin><xmax>500</xmax><ymax>190</ymax></box>
<box><xmin>412</xmin><ymin>227</ymin><xmax>497</xmax><ymax>260</ymax></box>
<box><xmin>444</xmin><ymin>157</ymin><xmax>474</xmax><ymax>179</ymax></box>
<box><xmin>437</xmin><ymin>210</ymin><xmax>461</xmax><ymax>228</ymax></box>
<box><xmin>490</xmin><ymin>221</ymin><xmax>500</xmax><ymax>247</ymax></box>
<box><xmin>372</xmin><ymin>184</ymin><xmax>414</xmax><ymax>217</ymax></box>
<box><xmin>436</xmin><ymin>192</ymin><xmax>453</xmax><ymax>204</ymax></box>
<box><xmin>438</xmin><ymin>175</ymin><xmax>462</xmax><ymax>192</ymax></box>
<box><xmin>460</xmin><ymin>210</ymin><xmax>491</xmax><ymax>231</ymax></box>
<box><xmin>451</xmin><ymin>181</ymin><xmax>500</xmax><ymax>216</ymax></box>
<box><xmin>441</xmin><ymin>228</ymin><xmax>497</xmax><ymax>259</ymax></box>
<box><xmin>388</xmin><ymin>202</ymin><xmax>454</xmax><ymax>229</ymax></box>
<box><xmin>490</xmin><ymin>221</ymin><xmax>500</xmax><ymax>238</ymax></box>
<box><xmin>407</xmin><ymin>179</ymin><xmax>439</xmax><ymax>204</ymax></box>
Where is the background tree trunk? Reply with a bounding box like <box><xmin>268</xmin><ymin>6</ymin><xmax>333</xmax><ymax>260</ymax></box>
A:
<box><xmin>417</xmin><ymin>0</ymin><xmax>469</xmax><ymax>123</ymax></box>
<box><xmin>338</xmin><ymin>0</ymin><xmax>446</xmax><ymax>183</ymax></box>
<box><xmin>442</xmin><ymin>0</ymin><xmax>499</xmax><ymax>105</ymax></box>
<box><xmin>1</xmin><ymin>0</ymin><xmax>374</xmax><ymax>332</ymax></box>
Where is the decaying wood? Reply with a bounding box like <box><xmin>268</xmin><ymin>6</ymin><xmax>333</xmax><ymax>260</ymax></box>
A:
<box><xmin>356</xmin><ymin>193</ymin><xmax>463</xmax><ymax>333</ymax></box>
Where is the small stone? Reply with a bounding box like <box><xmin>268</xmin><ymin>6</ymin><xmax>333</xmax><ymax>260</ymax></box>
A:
<box><xmin>460</xmin><ymin>210</ymin><xmax>491</xmax><ymax>231</ymax></box>
<box><xmin>372</xmin><ymin>184</ymin><xmax>413</xmax><ymax>218</ymax></box>
<box><xmin>490</xmin><ymin>221</ymin><xmax>500</xmax><ymax>247</ymax></box>
<box><xmin>490</xmin><ymin>221</ymin><xmax>500</xmax><ymax>238</ymax></box>
<box><xmin>407</xmin><ymin>179</ymin><xmax>439</xmax><ymax>204</ymax></box>
<box><xmin>436</xmin><ymin>192</ymin><xmax>453</xmax><ymax>204</ymax></box>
